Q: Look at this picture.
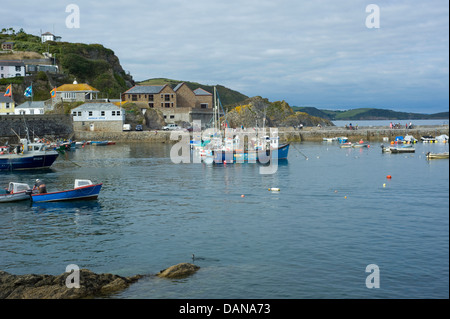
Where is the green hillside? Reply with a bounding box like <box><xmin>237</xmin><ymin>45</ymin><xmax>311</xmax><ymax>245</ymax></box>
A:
<box><xmin>0</xmin><ymin>28</ymin><xmax>134</xmax><ymax>104</ymax></box>
<box><xmin>293</xmin><ymin>107</ymin><xmax>448</xmax><ymax>120</ymax></box>
<box><xmin>139</xmin><ymin>78</ymin><xmax>248</xmax><ymax>108</ymax></box>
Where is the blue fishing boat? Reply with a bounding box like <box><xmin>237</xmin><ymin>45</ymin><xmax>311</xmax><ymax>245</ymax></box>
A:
<box><xmin>211</xmin><ymin>143</ymin><xmax>290</xmax><ymax>163</ymax></box>
<box><xmin>31</xmin><ymin>179</ymin><xmax>102</xmax><ymax>203</ymax></box>
<box><xmin>0</xmin><ymin>138</ymin><xmax>59</xmax><ymax>171</ymax></box>
<box><xmin>90</xmin><ymin>141</ymin><xmax>109</xmax><ymax>146</ymax></box>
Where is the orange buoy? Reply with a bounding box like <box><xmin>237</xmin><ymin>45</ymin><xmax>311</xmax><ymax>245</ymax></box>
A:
<box><xmin>241</xmin><ymin>194</ymin><xmax>245</xmax><ymax>198</ymax></box>
<box><xmin>386</xmin><ymin>175</ymin><xmax>392</xmax><ymax>179</ymax></box>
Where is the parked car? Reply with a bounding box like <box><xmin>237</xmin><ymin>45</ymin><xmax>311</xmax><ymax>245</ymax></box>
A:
<box><xmin>123</xmin><ymin>124</ymin><xmax>131</xmax><ymax>131</ymax></box>
<box><xmin>135</xmin><ymin>125</ymin><xmax>143</xmax><ymax>131</ymax></box>
<box><xmin>162</xmin><ymin>124</ymin><xmax>180</xmax><ymax>131</ymax></box>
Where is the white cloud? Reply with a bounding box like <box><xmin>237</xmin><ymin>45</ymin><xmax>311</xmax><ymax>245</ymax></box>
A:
<box><xmin>2</xmin><ymin>0</ymin><xmax>448</xmax><ymax>112</ymax></box>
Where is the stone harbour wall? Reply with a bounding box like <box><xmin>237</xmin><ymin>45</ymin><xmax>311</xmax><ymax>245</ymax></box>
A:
<box><xmin>74</xmin><ymin>125</ymin><xmax>449</xmax><ymax>143</ymax></box>
<box><xmin>0</xmin><ymin>115</ymin><xmax>73</xmax><ymax>143</ymax></box>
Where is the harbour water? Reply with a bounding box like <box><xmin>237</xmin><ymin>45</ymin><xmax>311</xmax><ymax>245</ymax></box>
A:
<box><xmin>0</xmin><ymin>137</ymin><xmax>448</xmax><ymax>299</ymax></box>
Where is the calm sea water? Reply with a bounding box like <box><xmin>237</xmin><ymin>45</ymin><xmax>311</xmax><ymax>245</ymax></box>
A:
<box><xmin>0</xmin><ymin>137</ymin><xmax>448</xmax><ymax>299</ymax></box>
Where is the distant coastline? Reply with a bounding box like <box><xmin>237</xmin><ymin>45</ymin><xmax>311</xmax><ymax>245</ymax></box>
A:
<box><xmin>292</xmin><ymin>106</ymin><xmax>449</xmax><ymax>121</ymax></box>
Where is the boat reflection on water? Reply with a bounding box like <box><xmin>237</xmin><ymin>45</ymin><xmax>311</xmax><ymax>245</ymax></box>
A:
<box><xmin>31</xmin><ymin>200</ymin><xmax>102</xmax><ymax>214</ymax></box>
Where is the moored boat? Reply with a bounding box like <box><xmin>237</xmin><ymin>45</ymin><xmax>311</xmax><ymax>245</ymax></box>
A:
<box><xmin>90</xmin><ymin>141</ymin><xmax>109</xmax><ymax>146</ymax></box>
<box><xmin>426</xmin><ymin>152</ymin><xmax>449</xmax><ymax>159</ymax></box>
<box><xmin>0</xmin><ymin>138</ymin><xmax>59</xmax><ymax>171</ymax></box>
<box><xmin>421</xmin><ymin>135</ymin><xmax>437</xmax><ymax>143</ymax></box>
<box><xmin>31</xmin><ymin>179</ymin><xmax>103</xmax><ymax>203</ymax></box>
<box><xmin>0</xmin><ymin>182</ymin><xmax>34</xmax><ymax>203</ymax></box>
<box><xmin>381</xmin><ymin>144</ymin><xmax>415</xmax><ymax>153</ymax></box>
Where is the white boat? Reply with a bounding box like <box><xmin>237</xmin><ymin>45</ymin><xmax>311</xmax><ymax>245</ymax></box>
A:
<box><xmin>404</xmin><ymin>135</ymin><xmax>418</xmax><ymax>143</ymax></box>
<box><xmin>426</xmin><ymin>152</ymin><xmax>449</xmax><ymax>159</ymax></box>
<box><xmin>0</xmin><ymin>182</ymin><xmax>33</xmax><ymax>203</ymax></box>
<box><xmin>421</xmin><ymin>136</ymin><xmax>436</xmax><ymax>143</ymax></box>
<box><xmin>381</xmin><ymin>144</ymin><xmax>415</xmax><ymax>153</ymax></box>
<box><xmin>435</xmin><ymin>135</ymin><xmax>449</xmax><ymax>143</ymax></box>
<box><xmin>323</xmin><ymin>137</ymin><xmax>337</xmax><ymax>142</ymax></box>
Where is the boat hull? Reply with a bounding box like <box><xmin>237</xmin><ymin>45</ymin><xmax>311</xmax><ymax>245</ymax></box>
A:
<box><xmin>0</xmin><ymin>191</ymin><xmax>31</xmax><ymax>203</ymax></box>
<box><xmin>212</xmin><ymin>144</ymin><xmax>289</xmax><ymax>163</ymax></box>
<box><xmin>31</xmin><ymin>184</ymin><xmax>103</xmax><ymax>203</ymax></box>
<box><xmin>0</xmin><ymin>152</ymin><xmax>59</xmax><ymax>171</ymax></box>
<box><xmin>426</xmin><ymin>152</ymin><xmax>449</xmax><ymax>159</ymax></box>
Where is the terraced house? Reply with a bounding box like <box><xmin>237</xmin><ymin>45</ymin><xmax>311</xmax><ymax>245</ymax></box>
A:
<box><xmin>0</xmin><ymin>94</ymin><xmax>15</xmax><ymax>114</ymax></box>
<box><xmin>122</xmin><ymin>83</ymin><xmax>214</xmax><ymax>125</ymax></box>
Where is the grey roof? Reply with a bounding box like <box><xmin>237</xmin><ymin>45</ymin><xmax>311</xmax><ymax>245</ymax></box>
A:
<box><xmin>16</xmin><ymin>101</ymin><xmax>45</xmax><ymax>109</ymax></box>
<box><xmin>125</xmin><ymin>85</ymin><xmax>165</xmax><ymax>94</ymax></box>
<box><xmin>173</xmin><ymin>83</ymin><xmax>184</xmax><ymax>91</ymax></box>
<box><xmin>193</xmin><ymin>88</ymin><xmax>212</xmax><ymax>96</ymax></box>
<box><xmin>0</xmin><ymin>60</ymin><xmax>25</xmax><ymax>66</ymax></box>
<box><xmin>0</xmin><ymin>95</ymin><xmax>14</xmax><ymax>103</ymax></box>
<box><xmin>72</xmin><ymin>102</ymin><xmax>124</xmax><ymax>112</ymax></box>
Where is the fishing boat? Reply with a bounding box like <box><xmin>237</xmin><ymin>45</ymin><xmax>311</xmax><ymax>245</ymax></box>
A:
<box><xmin>0</xmin><ymin>138</ymin><xmax>59</xmax><ymax>171</ymax></box>
<box><xmin>426</xmin><ymin>152</ymin><xmax>449</xmax><ymax>159</ymax></box>
<box><xmin>211</xmin><ymin>142</ymin><xmax>290</xmax><ymax>163</ymax></box>
<box><xmin>90</xmin><ymin>141</ymin><xmax>109</xmax><ymax>146</ymax></box>
<box><xmin>31</xmin><ymin>179</ymin><xmax>103</xmax><ymax>203</ymax></box>
<box><xmin>0</xmin><ymin>182</ymin><xmax>33</xmax><ymax>203</ymax></box>
<box><xmin>323</xmin><ymin>137</ymin><xmax>337</xmax><ymax>142</ymax></box>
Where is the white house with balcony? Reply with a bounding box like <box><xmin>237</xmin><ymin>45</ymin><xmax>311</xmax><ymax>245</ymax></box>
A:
<box><xmin>71</xmin><ymin>102</ymin><xmax>125</xmax><ymax>132</ymax></box>
<box><xmin>41</xmin><ymin>32</ymin><xmax>62</xmax><ymax>43</ymax></box>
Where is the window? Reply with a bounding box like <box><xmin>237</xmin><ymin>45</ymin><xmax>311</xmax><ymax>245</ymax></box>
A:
<box><xmin>165</xmin><ymin>94</ymin><xmax>170</xmax><ymax>101</ymax></box>
<box><xmin>201</xmin><ymin>103</ymin><xmax>208</xmax><ymax>109</ymax></box>
<box><xmin>148</xmin><ymin>94</ymin><xmax>154</xmax><ymax>101</ymax></box>
<box><xmin>72</xmin><ymin>111</ymin><xmax>77</xmax><ymax>116</ymax></box>
<box><xmin>165</xmin><ymin>103</ymin><xmax>170</xmax><ymax>108</ymax></box>
<box><xmin>132</xmin><ymin>95</ymin><xmax>137</xmax><ymax>101</ymax></box>
<box><xmin>117</xmin><ymin>111</ymin><xmax>121</xmax><ymax>116</ymax></box>
<box><xmin>149</xmin><ymin>103</ymin><xmax>154</xmax><ymax>108</ymax></box>
<box><xmin>88</xmin><ymin>111</ymin><xmax>93</xmax><ymax>116</ymax></box>
<box><xmin>15</xmin><ymin>66</ymin><xmax>21</xmax><ymax>71</ymax></box>
<box><xmin>78</xmin><ymin>112</ymin><xmax>81</xmax><ymax>116</ymax></box>
<box><xmin>112</xmin><ymin>111</ymin><xmax>116</xmax><ymax>116</ymax></box>
<box><xmin>170</xmin><ymin>115</ymin><xmax>175</xmax><ymax>119</ymax></box>
<box><xmin>5</xmin><ymin>103</ymin><xmax>10</xmax><ymax>109</ymax></box>
<box><xmin>101</xmin><ymin>111</ymin><xmax>105</xmax><ymax>116</ymax></box>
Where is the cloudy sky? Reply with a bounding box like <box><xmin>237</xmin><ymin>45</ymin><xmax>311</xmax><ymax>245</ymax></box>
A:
<box><xmin>3</xmin><ymin>0</ymin><xmax>449</xmax><ymax>113</ymax></box>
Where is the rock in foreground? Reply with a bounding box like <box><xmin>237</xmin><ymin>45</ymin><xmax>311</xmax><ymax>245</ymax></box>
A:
<box><xmin>0</xmin><ymin>269</ymin><xmax>143</xmax><ymax>299</ymax></box>
<box><xmin>156</xmin><ymin>263</ymin><xmax>200</xmax><ymax>279</ymax></box>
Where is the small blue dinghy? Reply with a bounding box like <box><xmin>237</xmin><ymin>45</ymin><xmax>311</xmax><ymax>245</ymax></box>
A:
<box><xmin>31</xmin><ymin>179</ymin><xmax>102</xmax><ymax>203</ymax></box>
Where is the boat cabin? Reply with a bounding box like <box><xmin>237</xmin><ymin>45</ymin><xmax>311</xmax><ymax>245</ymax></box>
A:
<box><xmin>74</xmin><ymin>179</ymin><xmax>94</xmax><ymax>188</ymax></box>
<box><xmin>8</xmin><ymin>182</ymin><xmax>31</xmax><ymax>193</ymax></box>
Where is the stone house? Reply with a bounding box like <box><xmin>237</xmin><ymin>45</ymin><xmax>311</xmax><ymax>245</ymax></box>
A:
<box><xmin>122</xmin><ymin>83</ymin><xmax>214</xmax><ymax>126</ymax></box>
<box><xmin>71</xmin><ymin>102</ymin><xmax>125</xmax><ymax>132</ymax></box>
<box><xmin>1</xmin><ymin>42</ymin><xmax>14</xmax><ymax>50</ymax></box>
